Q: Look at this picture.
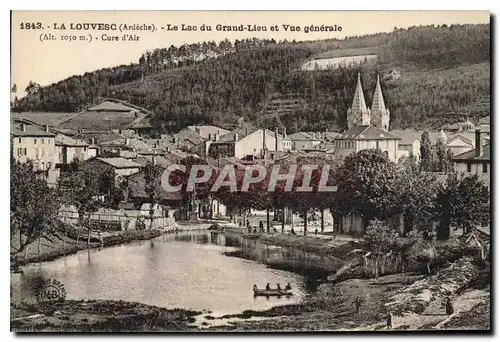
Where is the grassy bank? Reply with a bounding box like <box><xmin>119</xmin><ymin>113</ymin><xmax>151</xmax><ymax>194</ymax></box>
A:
<box><xmin>11</xmin><ymin>300</ymin><xmax>201</xmax><ymax>332</ymax></box>
<box><xmin>11</xmin><ymin>229</ymin><xmax>163</xmax><ymax>268</ymax></box>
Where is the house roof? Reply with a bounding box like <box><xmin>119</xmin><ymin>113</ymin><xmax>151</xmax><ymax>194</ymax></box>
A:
<box><xmin>11</xmin><ymin>112</ymin><xmax>78</xmax><ymax>126</ymax></box>
<box><xmin>336</xmin><ymin>125</ymin><xmax>399</xmax><ymax>141</ymax></box>
<box><xmin>88</xmin><ymin>101</ymin><xmax>136</xmax><ymax>112</ymax></box>
<box><xmin>187</xmin><ymin>125</ymin><xmax>230</xmax><ymax>139</ymax></box>
<box><xmin>391</xmin><ymin>130</ymin><xmax>421</xmax><ymax>145</ymax></box>
<box><xmin>103</xmin><ymin>138</ymin><xmax>152</xmax><ymax>151</ymax></box>
<box><xmin>73</xmin><ymin>131</ymin><xmax>125</xmax><ymax>144</ymax></box>
<box><xmin>55</xmin><ymin>134</ymin><xmax>89</xmax><ymax>147</ymax></box>
<box><xmin>95</xmin><ymin>157</ymin><xmax>142</xmax><ymax>169</ymax></box>
<box><xmin>452</xmin><ymin>144</ymin><xmax>490</xmax><ymax>162</ymax></box>
<box><xmin>287</xmin><ymin>132</ymin><xmax>315</xmax><ymax>141</ymax></box>
<box><xmin>11</xmin><ymin>123</ymin><xmax>55</xmax><ymax>137</ymax></box>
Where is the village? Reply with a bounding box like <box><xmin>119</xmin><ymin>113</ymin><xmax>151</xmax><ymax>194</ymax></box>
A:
<box><xmin>11</xmin><ymin>70</ymin><xmax>491</xmax><ymax>331</ymax></box>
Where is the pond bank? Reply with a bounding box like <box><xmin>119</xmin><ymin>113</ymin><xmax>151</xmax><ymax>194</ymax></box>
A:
<box><xmin>11</xmin><ymin>300</ymin><xmax>201</xmax><ymax>332</ymax></box>
<box><xmin>12</xmin><ymin>229</ymin><xmax>163</xmax><ymax>269</ymax></box>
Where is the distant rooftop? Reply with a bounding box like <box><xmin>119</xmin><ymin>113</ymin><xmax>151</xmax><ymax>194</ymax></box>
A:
<box><xmin>337</xmin><ymin>125</ymin><xmax>399</xmax><ymax>140</ymax></box>
<box><xmin>96</xmin><ymin>157</ymin><xmax>142</xmax><ymax>169</ymax></box>
<box><xmin>11</xmin><ymin>123</ymin><xmax>55</xmax><ymax>137</ymax></box>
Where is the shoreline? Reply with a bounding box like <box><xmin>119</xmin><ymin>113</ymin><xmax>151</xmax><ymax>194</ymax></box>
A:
<box><xmin>11</xmin><ymin>221</ymin><xmax>213</xmax><ymax>269</ymax></box>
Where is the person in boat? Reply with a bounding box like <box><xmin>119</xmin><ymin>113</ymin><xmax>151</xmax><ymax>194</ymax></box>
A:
<box><xmin>285</xmin><ymin>283</ymin><xmax>292</xmax><ymax>291</ymax></box>
<box><xmin>276</xmin><ymin>283</ymin><xmax>282</xmax><ymax>291</ymax></box>
<box><xmin>253</xmin><ymin>284</ymin><xmax>258</xmax><ymax>292</ymax></box>
<box><xmin>291</xmin><ymin>228</ymin><xmax>296</xmax><ymax>235</ymax></box>
<box><xmin>265</xmin><ymin>283</ymin><xmax>271</xmax><ymax>291</ymax></box>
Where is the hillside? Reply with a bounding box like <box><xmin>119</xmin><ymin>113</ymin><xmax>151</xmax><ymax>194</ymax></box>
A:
<box><xmin>13</xmin><ymin>24</ymin><xmax>490</xmax><ymax>135</ymax></box>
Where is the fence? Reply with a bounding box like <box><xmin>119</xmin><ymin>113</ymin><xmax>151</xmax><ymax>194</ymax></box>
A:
<box><xmin>59</xmin><ymin>205</ymin><xmax>178</xmax><ymax>231</ymax></box>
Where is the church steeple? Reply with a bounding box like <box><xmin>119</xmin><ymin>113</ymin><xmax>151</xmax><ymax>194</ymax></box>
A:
<box><xmin>347</xmin><ymin>73</ymin><xmax>371</xmax><ymax>128</ymax></box>
<box><xmin>371</xmin><ymin>74</ymin><xmax>390</xmax><ymax>131</ymax></box>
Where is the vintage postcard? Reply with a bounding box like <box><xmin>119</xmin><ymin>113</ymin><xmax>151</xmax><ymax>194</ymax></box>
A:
<box><xmin>10</xmin><ymin>10</ymin><xmax>491</xmax><ymax>332</ymax></box>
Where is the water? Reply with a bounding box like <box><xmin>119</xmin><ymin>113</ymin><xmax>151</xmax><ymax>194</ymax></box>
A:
<box><xmin>11</xmin><ymin>231</ymin><xmax>326</xmax><ymax>318</ymax></box>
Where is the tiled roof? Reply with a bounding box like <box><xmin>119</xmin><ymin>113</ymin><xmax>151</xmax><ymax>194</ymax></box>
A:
<box><xmin>11</xmin><ymin>123</ymin><xmax>55</xmax><ymax>137</ymax></box>
<box><xmin>55</xmin><ymin>134</ymin><xmax>89</xmax><ymax>147</ymax></box>
<box><xmin>287</xmin><ymin>132</ymin><xmax>315</xmax><ymax>141</ymax></box>
<box><xmin>127</xmin><ymin>169</ymin><xmax>185</xmax><ymax>202</ymax></box>
<box><xmin>96</xmin><ymin>157</ymin><xmax>142</xmax><ymax>169</ymax></box>
<box><xmin>337</xmin><ymin>125</ymin><xmax>399</xmax><ymax>140</ymax></box>
<box><xmin>187</xmin><ymin>125</ymin><xmax>230</xmax><ymax>139</ymax></box>
<box><xmin>88</xmin><ymin>101</ymin><xmax>136</xmax><ymax>112</ymax></box>
<box><xmin>452</xmin><ymin>144</ymin><xmax>490</xmax><ymax>162</ymax></box>
<box><xmin>73</xmin><ymin>131</ymin><xmax>125</xmax><ymax>144</ymax></box>
<box><xmin>391</xmin><ymin>130</ymin><xmax>422</xmax><ymax>145</ymax></box>
<box><xmin>10</xmin><ymin>112</ymin><xmax>78</xmax><ymax>126</ymax></box>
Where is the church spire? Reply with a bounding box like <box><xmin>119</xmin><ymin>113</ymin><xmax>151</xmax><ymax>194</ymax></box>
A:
<box><xmin>351</xmin><ymin>73</ymin><xmax>368</xmax><ymax>114</ymax></box>
<box><xmin>370</xmin><ymin>74</ymin><xmax>391</xmax><ymax>131</ymax></box>
<box><xmin>347</xmin><ymin>72</ymin><xmax>370</xmax><ymax>129</ymax></box>
<box><xmin>371</xmin><ymin>75</ymin><xmax>386</xmax><ymax>113</ymax></box>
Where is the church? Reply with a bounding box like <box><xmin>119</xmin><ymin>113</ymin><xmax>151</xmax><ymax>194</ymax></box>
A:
<box><xmin>334</xmin><ymin>73</ymin><xmax>400</xmax><ymax>162</ymax></box>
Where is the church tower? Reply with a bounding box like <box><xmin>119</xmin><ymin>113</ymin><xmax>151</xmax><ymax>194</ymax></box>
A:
<box><xmin>371</xmin><ymin>75</ymin><xmax>390</xmax><ymax>131</ymax></box>
<box><xmin>347</xmin><ymin>73</ymin><xmax>371</xmax><ymax>128</ymax></box>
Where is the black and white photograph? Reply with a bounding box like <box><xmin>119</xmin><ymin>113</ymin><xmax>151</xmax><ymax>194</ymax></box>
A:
<box><xmin>9</xmin><ymin>10</ymin><xmax>491</xmax><ymax>332</ymax></box>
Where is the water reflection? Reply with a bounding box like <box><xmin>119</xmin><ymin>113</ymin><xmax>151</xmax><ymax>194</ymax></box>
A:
<box><xmin>11</xmin><ymin>231</ymin><xmax>318</xmax><ymax>317</ymax></box>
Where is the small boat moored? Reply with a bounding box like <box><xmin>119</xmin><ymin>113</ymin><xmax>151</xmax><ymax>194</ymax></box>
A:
<box><xmin>253</xmin><ymin>289</ymin><xmax>293</xmax><ymax>297</ymax></box>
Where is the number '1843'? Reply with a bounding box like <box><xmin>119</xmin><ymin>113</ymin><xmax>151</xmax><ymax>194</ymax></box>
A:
<box><xmin>20</xmin><ymin>22</ymin><xmax>43</xmax><ymax>29</ymax></box>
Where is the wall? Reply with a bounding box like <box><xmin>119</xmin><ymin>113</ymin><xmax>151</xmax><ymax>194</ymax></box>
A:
<box><xmin>234</xmin><ymin>129</ymin><xmax>282</xmax><ymax>159</ymax></box>
<box><xmin>56</xmin><ymin>145</ymin><xmax>90</xmax><ymax>164</ymax></box>
<box><xmin>454</xmin><ymin>161</ymin><xmax>490</xmax><ymax>190</ymax></box>
<box><xmin>12</xmin><ymin>136</ymin><xmax>57</xmax><ymax>171</ymax></box>
<box><xmin>59</xmin><ymin>205</ymin><xmax>177</xmax><ymax>231</ymax></box>
<box><xmin>115</xmin><ymin>167</ymin><xmax>141</xmax><ymax>178</ymax></box>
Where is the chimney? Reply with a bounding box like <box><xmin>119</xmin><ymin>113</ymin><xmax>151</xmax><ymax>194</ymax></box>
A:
<box><xmin>91</xmin><ymin>137</ymin><xmax>95</xmax><ymax>145</ymax></box>
<box><xmin>208</xmin><ymin>133</ymin><xmax>211</xmax><ymax>141</ymax></box>
<box><xmin>245</xmin><ymin>127</ymin><xmax>249</xmax><ymax>136</ymax></box>
<box><xmin>125</xmin><ymin>138</ymin><xmax>130</xmax><ymax>146</ymax></box>
<box><xmin>282</xmin><ymin>127</ymin><xmax>287</xmax><ymax>138</ymax></box>
<box><xmin>152</xmin><ymin>156</ymin><xmax>156</xmax><ymax>165</ymax></box>
<box><xmin>45</xmin><ymin>125</ymin><xmax>50</xmax><ymax>132</ymax></box>
<box><xmin>233</xmin><ymin>132</ymin><xmax>239</xmax><ymax>141</ymax></box>
<box><xmin>475</xmin><ymin>128</ymin><xmax>484</xmax><ymax>157</ymax></box>
<box><xmin>214</xmin><ymin>132</ymin><xmax>219</xmax><ymax>141</ymax></box>
<box><xmin>21</xmin><ymin>123</ymin><xmax>26</xmax><ymax>132</ymax></box>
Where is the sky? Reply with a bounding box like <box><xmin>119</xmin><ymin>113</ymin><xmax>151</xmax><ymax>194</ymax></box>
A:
<box><xmin>11</xmin><ymin>10</ymin><xmax>489</xmax><ymax>95</ymax></box>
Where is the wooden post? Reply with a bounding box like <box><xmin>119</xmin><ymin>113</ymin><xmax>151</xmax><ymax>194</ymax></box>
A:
<box><xmin>266</xmin><ymin>208</ymin><xmax>270</xmax><ymax>233</ymax></box>
<box><xmin>281</xmin><ymin>208</ymin><xmax>285</xmax><ymax>233</ymax></box>
<box><xmin>320</xmin><ymin>209</ymin><xmax>324</xmax><ymax>233</ymax></box>
<box><xmin>303</xmin><ymin>210</ymin><xmax>307</xmax><ymax>236</ymax></box>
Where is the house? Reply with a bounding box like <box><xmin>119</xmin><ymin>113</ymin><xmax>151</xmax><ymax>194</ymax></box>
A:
<box><xmin>333</xmin><ymin>125</ymin><xmax>400</xmax><ymax>162</ymax></box>
<box><xmin>58</xmin><ymin>100</ymin><xmax>152</xmax><ymax>133</ymax></box>
<box><xmin>55</xmin><ymin>134</ymin><xmax>90</xmax><ymax>164</ymax></box>
<box><xmin>444</xmin><ymin>134</ymin><xmax>475</xmax><ymax>156</ymax></box>
<box><xmin>391</xmin><ymin>130</ymin><xmax>421</xmax><ymax>161</ymax></box>
<box><xmin>187</xmin><ymin>125</ymin><xmax>229</xmax><ymax>140</ymax></box>
<box><xmin>11</xmin><ymin>123</ymin><xmax>57</xmax><ymax>171</ymax></box>
<box><xmin>287</xmin><ymin>132</ymin><xmax>321</xmax><ymax>151</ymax></box>
<box><xmin>81</xmin><ymin>157</ymin><xmax>142</xmax><ymax>179</ymax></box>
<box><xmin>452</xmin><ymin>129</ymin><xmax>490</xmax><ymax>190</ymax></box>
<box><xmin>208</xmin><ymin>128</ymin><xmax>284</xmax><ymax>159</ymax></box>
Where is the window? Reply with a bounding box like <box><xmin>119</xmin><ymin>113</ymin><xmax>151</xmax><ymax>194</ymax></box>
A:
<box><xmin>34</xmin><ymin>139</ymin><xmax>37</xmax><ymax>144</ymax></box>
<box><xmin>35</xmin><ymin>148</ymin><xmax>39</xmax><ymax>158</ymax></box>
<box><xmin>18</xmin><ymin>138</ymin><xmax>21</xmax><ymax>143</ymax></box>
<box><xmin>467</xmin><ymin>163</ymin><xmax>472</xmax><ymax>173</ymax></box>
<box><xmin>42</xmin><ymin>139</ymin><xmax>44</xmax><ymax>144</ymax></box>
<box><xmin>482</xmin><ymin>163</ymin><xmax>487</xmax><ymax>173</ymax></box>
<box><xmin>376</xmin><ymin>141</ymin><xmax>380</xmax><ymax>150</ymax></box>
<box><xmin>23</xmin><ymin>148</ymin><xmax>27</xmax><ymax>155</ymax></box>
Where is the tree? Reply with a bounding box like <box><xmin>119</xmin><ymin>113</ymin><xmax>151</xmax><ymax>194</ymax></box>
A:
<box><xmin>363</xmin><ymin>219</ymin><xmax>399</xmax><ymax>277</ymax></box>
<box><xmin>144</xmin><ymin>162</ymin><xmax>164</xmax><ymax>230</ymax></box>
<box><xmin>420</xmin><ymin>131</ymin><xmax>433</xmax><ymax>171</ymax></box>
<box><xmin>59</xmin><ymin>168</ymin><xmax>102</xmax><ymax>247</ymax></box>
<box><xmin>334</xmin><ymin>150</ymin><xmax>399</xmax><ymax>226</ymax></box>
<box><xmin>10</xmin><ymin>161</ymin><xmax>61</xmax><ymax>257</ymax></box>
<box><xmin>435</xmin><ymin>173</ymin><xmax>490</xmax><ymax>240</ymax></box>
<box><xmin>395</xmin><ymin>159</ymin><xmax>441</xmax><ymax>234</ymax></box>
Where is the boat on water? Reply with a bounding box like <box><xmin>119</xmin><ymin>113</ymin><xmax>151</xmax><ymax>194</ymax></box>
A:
<box><xmin>253</xmin><ymin>288</ymin><xmax>293</xmax><ymax>297</ymax></box>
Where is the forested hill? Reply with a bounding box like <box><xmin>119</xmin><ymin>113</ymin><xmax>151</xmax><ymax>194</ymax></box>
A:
<box><xmin>13</xmin><ymin>23</ymin><xmax>490</xmax><ymax>134</ymax></box>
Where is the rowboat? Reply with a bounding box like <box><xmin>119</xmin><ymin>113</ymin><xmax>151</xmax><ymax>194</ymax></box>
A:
<box><xmin>253</xmin><ymin>288</ymin><xmax>293</xmax><ymax>297</ymax></box>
